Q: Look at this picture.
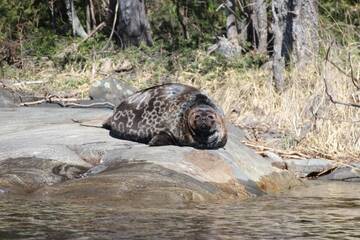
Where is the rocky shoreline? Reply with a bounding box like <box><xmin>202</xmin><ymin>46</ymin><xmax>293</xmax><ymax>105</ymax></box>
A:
<box><xmin>0</xmin><ymin>80</ymin><xmax>358</xmax><ymax>207</ymax></box>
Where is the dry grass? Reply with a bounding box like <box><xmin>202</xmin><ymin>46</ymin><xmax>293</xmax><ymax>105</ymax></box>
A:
<box><xmin>1</xmin><ymin>43</ymin><xmax>359</xmax><ymax>163</ymax></box>
<box><xmin>204</xmin><ymin>49</ymin><xmax>360</xmax><ymax>163</ymax></box>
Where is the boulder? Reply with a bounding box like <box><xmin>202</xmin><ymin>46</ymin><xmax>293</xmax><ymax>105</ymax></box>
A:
<box><xmin>0</xmin><ymin>107</ymin><xmax>301</xmax><ymax>206</ymax></box>
<box><xmin>319</xmin><ymin>163</ymin><xmax>360</xmax><ymax>182</ymax></box>
<box><xmin>0</xmin><ymin>88</ymin><xmax>17</xmax><ymax>107</ymax></box>
<box><xmin>0</xmin><ymin>86</ymin><xmax>42</xmax><ymax>108</ymax></box>
<box><xmin>89</xmin><ymin>77</ymin><xmax>137</xmax><ymax>106</ymax></box>
<box><xmin>284</xmin><ymin>158</ymin><xmax>335</xmax><ymax>178</ymax></box>
<box><xmin>279</xmin><ymin>158</ymin><xmax>360</xmax><ymax>181</ymax></box>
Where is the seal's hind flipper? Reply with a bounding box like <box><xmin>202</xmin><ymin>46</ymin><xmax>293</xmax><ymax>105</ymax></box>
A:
<box><xmin>102</xmin><ymin>116</ymin><xmax>112</xmax><ymax>130</ymax></box>
<box><xmin>148</xmin><ymin>132</ymin><xmax>176</xmax><ymax>146</ymax></box>
<box><xmin>80</xmin><ymin>120</ymin><xmax>105</xmax><ymax>128</ymax></box>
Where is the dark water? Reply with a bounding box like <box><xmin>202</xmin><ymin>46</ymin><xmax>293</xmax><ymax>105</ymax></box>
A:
<box><xmin>0</xmin><ymin>181</ymin><xmax>359</xmax><ymax>240</ymax></box>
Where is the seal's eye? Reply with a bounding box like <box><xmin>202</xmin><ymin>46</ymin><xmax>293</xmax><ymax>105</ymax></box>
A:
<box><xmin>195</xmin><ymin>115</ymin><xmax>201</xmax><ymax>120</ymax></box>
<box><xmin>208</xmin><ymin>115</ymin><xmax>214</xmax><ymax>120</ymax></box>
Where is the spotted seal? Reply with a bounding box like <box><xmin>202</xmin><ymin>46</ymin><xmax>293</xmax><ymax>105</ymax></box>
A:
<box><xmin>103</xmin><ymin>83</ymin><xmax>227</xmax><ymax>149</ymax></box>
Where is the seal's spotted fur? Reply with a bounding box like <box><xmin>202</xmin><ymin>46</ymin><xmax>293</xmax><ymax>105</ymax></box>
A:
<box><xmin>103</xmin><ymin>83</ymin><xmax>227</xmax><ymax>149</ymax></box>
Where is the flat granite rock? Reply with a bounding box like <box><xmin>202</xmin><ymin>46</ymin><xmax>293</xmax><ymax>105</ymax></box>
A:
<box><xmin>0</xmin><ymin>107</ymin><xmax>301</xmax><ymax>206</ymax></box>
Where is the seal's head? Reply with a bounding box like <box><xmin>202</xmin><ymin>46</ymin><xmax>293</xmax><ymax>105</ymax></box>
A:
<box><xmin>187</xmin><ymin>104</ymin><xmax>227</xmax><ymax>149</ymax></box>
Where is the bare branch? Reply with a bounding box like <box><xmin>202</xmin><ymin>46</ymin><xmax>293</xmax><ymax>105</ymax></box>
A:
<box><xmin>103</xmin><ymin>0</ymin><xmax>119</xmax><ymax>50</ymax></box>
<box><xmin>324</xmin><ymin>51</ymin><xmax>360</xmax><ymax>84</ymax></box>
<box><xmin>348</xmin><ymin>53</ymin><xmax>360</xmax><ymax>90</ymax></box>
<box><xmin>58</xmin><ymin>21</ymin><xmax>105</xmax><ymax>57</ymax></box>
<box><xmin>323</xmin><ymin>45</ymin><xmax>360</xmax><ymax>108</ymax></box>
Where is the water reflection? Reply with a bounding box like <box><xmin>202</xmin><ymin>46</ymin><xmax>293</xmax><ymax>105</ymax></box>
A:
<box><xmin>0</xmin><ymin>181</ymin><xmax>359</xmax><ymax>240</ymax></box>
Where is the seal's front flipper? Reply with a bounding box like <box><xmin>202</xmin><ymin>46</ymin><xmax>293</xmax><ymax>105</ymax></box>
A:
<box><xmin>148</xmin><ymin>132</ymin><xmax>175</xmax><ymax>146</ymax></box>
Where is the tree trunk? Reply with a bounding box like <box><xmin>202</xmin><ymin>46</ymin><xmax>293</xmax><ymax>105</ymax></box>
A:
<box><xmin>89</xmin><ymin>0</ymin><xmax>97</xmax><ymax>27</ymax></box>
<box><xmin>207</xmin><ymin>0</ymin><xmax>242</xmax><ymax>58</ymax></box>
<box><xmin>49</xmin><ymin>0</ymin><xmax>56</xmax><ymax>31</ymax></box>
<box><xmin>175</xmin><ymin>2</ymin><xmax>189</xmax><ymax>40</ymax></box>
<box><xmin>292</xmin><ymin>0</ymin><xmax>319</xmax><ymax>68</ymax></box>
<box><xmin>271</xmin><ymin>0</ymin><xmax>318</xmax><ymax>91</ymax></box>
<box><xmin>226</xmin><ymin>0</ymin><xmax>238</xmax><ymax>45</ymax></box>
<box><xmin>86</xmin><ymin>0</ymin><xmax>91</xmax><ymax>33</ymax></box>
<box><xmin>249</xmin><ymin>0</ymin><xmax>268</xmax><ymax>53</ymax></box>
<box><xmin>64</xmin><ymin>0</ymin><xmax>88</xmax><ymax>38</ymax></box>
<box><xmin>272</xmin><ymin>0</ymin><xmax>286</xmax><ymax>91</ymax></box>
<box><xmin>110</xmin><ymin>0</ymin><xmax>153</xmax><ymax>47</ymax></box>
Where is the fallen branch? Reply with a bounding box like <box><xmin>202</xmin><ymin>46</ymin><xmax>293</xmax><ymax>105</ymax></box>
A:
<box><xmin>58</xmin><ymin>101</ymin><xmax>114</xmax><ymax>109</ymax></box>
<box><xmin>19</xmin><ymin>99</ymin><xmax>47</xmax><ymax>106</ymax></box>
<box><xmin>300</xmin><ymin>146</ymin><xmax>336</xmax><ymax>160</ymax></box>
<box><xmin>13</xmin><ymin>80</ymin><xmax>48</xmax><ymax>86</ymax></box>
<box><xmin>242</xmin><ymin>132</ymin><xmax>359</xmax><ymax>164</ymax></box>
<box><xmin>19</xmin><ymin>95</ymin><xmax>114</xmax><ymax>109</ymax></box>
<box><xmin>19</xmin><ymin>96</ymin><xmax>79</xmax><ymax>106</ymax></box>
<box><xmin>241</xmin><ymin>140</ymin><xmax>311</xmax><ymax>159</ymax></box>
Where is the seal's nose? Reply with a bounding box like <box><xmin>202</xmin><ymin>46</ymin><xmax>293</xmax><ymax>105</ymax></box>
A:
<box><xmin>200</xmin><ymin>123</ymin><xmax>209</xmax><ymax>129</ymax></box>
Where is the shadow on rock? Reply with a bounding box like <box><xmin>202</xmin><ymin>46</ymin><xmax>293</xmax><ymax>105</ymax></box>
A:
<box><xmin>0</xmin><ymin>157</ymin><xmax>89</xmax><ymax>195</ymax></box>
